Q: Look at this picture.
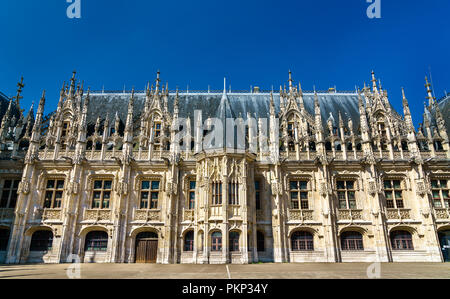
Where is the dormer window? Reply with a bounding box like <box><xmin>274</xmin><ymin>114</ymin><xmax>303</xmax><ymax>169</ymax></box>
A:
<box><xmin>61</xmin><ymin>121</ymin><xmax>70</xmax><ymax>138</ymax></box>
<box><xmin>288</xmin><ymin>122</ymin><xmax>294</xmax><ymax>138</ymax></box>
<box><xmin>154</xmin><ymin>122</ymin><xmax>161</xmax><ymax>139</ymax></box>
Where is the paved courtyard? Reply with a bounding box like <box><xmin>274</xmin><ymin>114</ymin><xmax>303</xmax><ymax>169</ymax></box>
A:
<box><xmin>0</xmin><ymin>263</ymin><xmax>449</xmax><ymax>279</ymax></box>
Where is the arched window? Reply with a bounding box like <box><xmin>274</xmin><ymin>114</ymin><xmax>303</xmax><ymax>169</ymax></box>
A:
<box><xmin>30</xmin><ymin>230</ymin><xmax>53</xmax><ymax>252</ymax></box>
<box><xmin>288</xmin><ymin>141</ymin><xmax>295</xmax><ymax>152</ymax></box>
<box><xmin>85</xmin><ymin>231</ymin><xmax>108</xmax><ymax>252</ymax></box>
<box><xmin>0</xmin><ymin>229</ymin><xmax>10</xmax><ymax>251</ymax></box>
<box><xmin>291</xmin><ymin>231</ymin><xmax>314</xmax><ymax>251</ymax></box>
<box><xmin>229</xmin><ymin>232</ymin><xmax>240</xmax><ymax>252</ymax></box>
<box><xmin>257</xmin><ymin>231</ymin><xmax>265</xmax><ymax>252</ymax></box>
<box><xmin>434</xmin><ymin>141</ymin><xmax>444</xmax><ymax>151</ymax></box>
<box><xmin>184</xmin><ymin>231</ymin><xmax>194</xmax><ymax>252</ymax></box>
<box><xmin>390</xmin><ymin>230</ymin><xmax>413</xmax><ymax>250</ymax></box>
<box><xmin>211</xmin><ymin>232</ymin><xmax>222</xmax><ymax>252</ymax></box>
<box><xmin>341</xmin><ymin>231</ymin><xmax>364</xmax><ymax>251</ymax></box>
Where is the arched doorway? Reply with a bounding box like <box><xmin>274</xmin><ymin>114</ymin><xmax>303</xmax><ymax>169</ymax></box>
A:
<box><xmin>135</xmin><ymin>231</ymin><xmax>158</xmax><ymax>263</ymax></box>
<box><xmin>438</xmin><ymin>230</ymin><xmax>450</xmax><ymax>262</ymax></box>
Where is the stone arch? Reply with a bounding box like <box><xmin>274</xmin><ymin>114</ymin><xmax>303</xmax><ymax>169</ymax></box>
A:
<box><xmin>79</xmin><ymin>225</ymin><xmax>109</xmax><ymax>238</ymax></box>
<box><xmin>128</xmin><ymin>226</ymin><xmax>161</xmax><ymax>263</ymax></box>
<box><xmin>338</xmin><ymin>226</ymin><xmax>369</xmax><ymax>236</ymax></box>
<box><xmin>388</xmin><ymin>225</ymin><xmax>417</xmax><ymax>236</ymax></box>
<box><xmin>24</xmin><ymin>225</ymin><xmax>54</xmax><ymax>237</ymax></box>
<box><xmin>129</xmin><ymin>226</ymin><xmax>160</xmax><ymax>239</ymax></box>
<box><xmin>288</xmin><ymin>226</ymin><xmax>319</xmax><ymax>238</ymax></box>
<box><xmin>437</xmin><ymin>225</ymin><xmax>450</xmax><ymax>233</ymax></box>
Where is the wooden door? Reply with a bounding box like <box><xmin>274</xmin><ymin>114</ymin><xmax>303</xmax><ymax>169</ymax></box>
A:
<box><xmin>135</xmin><ymin>239</ymin><xmax>158</xmax><ymax>263</ymax></box>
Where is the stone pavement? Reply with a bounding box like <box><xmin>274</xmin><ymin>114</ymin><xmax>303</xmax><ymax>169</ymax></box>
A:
<box><xmin>0</xmin><ymin>263</ymin><xmax>449</xmax><ymax>279</ymax></box>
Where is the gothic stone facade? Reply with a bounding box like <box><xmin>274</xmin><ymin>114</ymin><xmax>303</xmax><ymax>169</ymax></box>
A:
<box><xmin>0</xmin><ymin>71</ymin><xmax>449</xmax><ymax>264</ymax></box>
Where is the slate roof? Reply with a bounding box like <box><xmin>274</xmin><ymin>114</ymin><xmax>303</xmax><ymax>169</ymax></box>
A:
<box><xmin>86</xmin><ymin>92</ymin><xmax>363</xmax><ymax>132</ymax></box>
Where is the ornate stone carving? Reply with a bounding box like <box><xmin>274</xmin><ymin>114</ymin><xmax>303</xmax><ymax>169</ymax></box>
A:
<box><xmin>319</xmin><ymin>182</ymin><xmax>329</xmax><ymax>197</ymax></box>
<box><xmin>183</xmin><ymin>210</ymin><xmax>194</xmax><ymax>222</ymax></box>
<box><xmin>117</xmin><ymin>181</ymin><xmax>128</xmax><ymax>195</ymax></box>
<box><xmin>134</xmin><ymin>209</ymin><xmax>161</xmax><ymax>222</ymax></box>
<box><xmin>18</xmin><ymin>180</ymin><xmax>30</xmax><ymax>195</ymax></box>
<box><xmin>415</xmin><ymin>180</ymin><xmax>428</xmax><ymax>197</ymax></box>
<box><xmin>434</xmin><ymin>208</ymin><xmax>450</xmax><ymax>220</ymax></box>
<box><xmin>84</xmin><ymin>209</ymin><xmax>112</xmax><ymax>221</ymax></box>
<box><xmin>271</xmin><ymin>181</ymin><xmax>283</xmax><ymax>196</ymax></box>
<box><xmin>42</xmin><ymin>209</ymin><xmax>62</xmax><ymax>221</ymax></box>
<box><xmin>367</xmin><ymin>180</ymin><xmax>378</xmax><ymax>196</ymax></box>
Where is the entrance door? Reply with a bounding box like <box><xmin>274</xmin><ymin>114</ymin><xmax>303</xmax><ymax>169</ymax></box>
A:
<box><xmin>135</xmin><ymin>232</ymin><xmax>158</xmax><ymax>263</ymax></box>
<box><xmin>439</xmin><ymin>231</ymin><xmax>450</xmax><ymax>262</ymax></box>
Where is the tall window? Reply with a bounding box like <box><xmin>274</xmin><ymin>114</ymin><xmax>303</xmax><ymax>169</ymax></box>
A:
<box><xmin>140</xmin><ymin>180</ymin><xmax>160</xmax><ymax>209</ymax></box>
<box><xmin>85</xmin><ymin>231</ymin><xmax>108</xmax><ymax>252</ymax></box>
<box><xmin>184</xmin><ymin>231</ymin><xmax>194</xmax><ymax>252</ymax></box>
<box><xmin>384</xmin><ymin>180</ymin><xmax>404</xmax><ymax>209</ymax></box>
<box><xmin>212</xmin><ymin>182</ymin><xmax>222</xmax><ymax>205</ymax></box>
<box><xmin>44</xmin><ymin>179</ymin><xmax>64</xmax><ymax>209</ymax></box>
<box><xmin>188</xmin><ymin>181</ymin><xmax>196</xmax><ymax>210</ymax></box>
<box><xmin>390</xmin><ymin>230</ymin><xmax>413</xmax><ymax>250</ymax></box>
<box><xmin>341</xmin><ymin>231</ymin><xmax>364</xmax><ymax>251</ymax></box>
<box><xmin>431</xmin><ymin>180</ymin><xmax>449</xmax><ymax>209</ymax></box>
<box><xmin>0</xmin><ymin>179</ymin><xmax>19</xmax><ymax>208</ymax></box>
<box><xmin>255</xmin><ymin>181</ymin><xmax>261</xmax><ymax>210</ymax></box>
<box><xmin>291</xmin><ymin>231</ymin><xmax>314</xmax><ymax>251</ymax></box>
<box><xmin>211</xmin><ymin>232</ymin><xmax>222</xmax><ymax>251</ymax></box>
<box><xmin>287</xmin><ymin>122</ymin><xmax>294</xmax><ymax>138</ymax></box>
<box><xmin>61</xmin><ymin>121</ymin><xmax>70</xmax><ymax>138</ymax></box>
<box><xmin>92</xmin><ymin>180</ymin><xmax>112</xmax><ymax>209</ymax></box>
<box><xmin>153</xmin><ymin>122</ymin><xmax>161</xmax><ymax>141</ymax></box>
<box><xmin>337</xmin><ymin>180</ymin><xmax>356</xmax><ymax>210</ymax></box>
<box><xmin>228</xmin><ymin>182</ymin><xmax>239</xmax><ymax>205</ymax></box>
<box><xmin>0</xmin><ymin>229</ymin><xmax>10</xmax><ymax>251</ymax></box>
<box><xmin>257</xmin><ymin>231</ymin><xmax>265</xmax><ymax>252</ymax></box>
<box><xmin>30</xmin><ymin>230</ymin><xmax>53</xmax><ymax>252</ymax></box>
<box><xmin>290</xmin><ymin>181</ymin><xmax>308</xmax><ymax>210</ymax></box>
<box><xmin>229</xmin><ymin>232</ymin><xmax>240</xmax><ymax>252</ymax></box>
<box><xmin>61</xmin><ymin>121</ymin><xmax>70</xmax><ymax>150</ymax></box>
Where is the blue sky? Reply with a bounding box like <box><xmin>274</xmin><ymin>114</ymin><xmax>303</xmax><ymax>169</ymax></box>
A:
<box><xmin>0</xmin><ymin>0</ymin><xmax>449</xmax><ymax>126</ymax></box>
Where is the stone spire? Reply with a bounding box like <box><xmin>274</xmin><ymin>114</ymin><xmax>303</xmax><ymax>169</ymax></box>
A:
<box><xmin>402</xmin><ymin>88</ymin><xmax>416</xmax><ymax>136</ymax></box>
<box><xmin>269</xmin><ymin>91</ymin><xmax>275</xmax><ymax>117</ymax></box>
<box><xmin>425</xmin><ymin>76</ymin><xmax>436</xmax><ymax>107</ymax></box>
<box><xmin>288</xmin><ymin>70</ymin><xmax>293</xmax><ymax>93</ymax></box>
<box><xmin>173</xmin><ymin>88</ymin><xmax>179</xmax><ymax>119</ymax></box>
<box><xmin>24</xmin><ymin>101</ymin><xmax>35</xmax><ymax>137</ymax></box>
<box><xmin>358</xmin><ymin>91</ymin><xmax>370</xmax><ymax>142</ymax></box>
<box><xmin>314</xmin><ymin>91</ymin><xmax>323</xmax><ymax>134</ymax></box>
<box><xmin>68</xmin><ymin>71</ymin><xmax>77</xmax><ymax>98</ymax></box>
<box><xmin>0</xmin><ymin>98</ymin><xmax>13</xmax><ymax>141</ymax></box>
<box><xmin>371</xmin><ymin>70</ymin><xmax>379</xmax><ymax>94</ymax></box>
<box><xmin>124</xmin><ymin>88</ymin><xmax>135</xmax><ymax>142</ymax></box>
<box><xmin>78</xmin><ymin>89</ymin><xmax>90</xmax><ymax>140</ymax></box>
<box><xmin>32</xmin><ymin>91</ymin><xmax>45</xmax><ymax>140</ymax></box>
<box><xmin>13</xmin><ymin>77</ymin><xmax>25</xmax><ymax>114</ymax></box>
<box><xmin>298</xmin><ymin>81</ymin><xmax>305</xmax><ymax>111</ymax></box>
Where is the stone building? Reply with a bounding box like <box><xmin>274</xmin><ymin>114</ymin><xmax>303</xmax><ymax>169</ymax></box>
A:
<box><xmin>0</xmin><ymin>71</ymin><xmax>449</xmax><ymax>264</ymax></box>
